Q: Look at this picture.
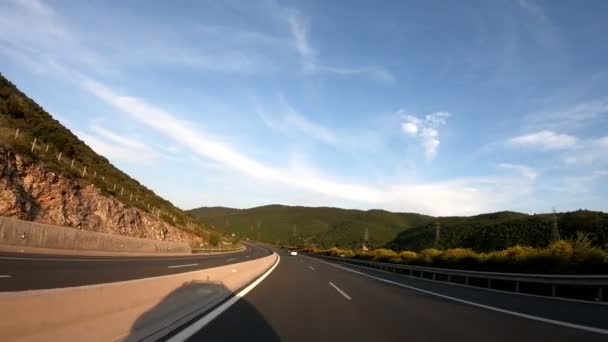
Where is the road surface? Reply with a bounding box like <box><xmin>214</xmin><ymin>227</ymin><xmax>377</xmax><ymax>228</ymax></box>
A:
<box><xmin>181</xmin><ymin>247</ymin><xmax>608</xmax><ymax>342</ymax></box>
<box><xmin>0</xmin><ymin>243</ymin><xmax>270</xmax><ymax>291</ymax></box>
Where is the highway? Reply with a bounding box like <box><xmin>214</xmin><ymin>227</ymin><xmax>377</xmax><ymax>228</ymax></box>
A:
<box><xmin>176</xmin><ymin>247</ymin><xmax>608</xmax><ymax>342</ymax></box>
<box><xmin>0</xmin><ymin>243</ymin><xmax>270</xmax><ymax>291</ymax></box>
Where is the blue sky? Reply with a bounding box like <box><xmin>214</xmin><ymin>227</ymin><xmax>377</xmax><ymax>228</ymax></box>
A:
<box><xmin>1</xmin><ymin>0</ymin><xmax>607</xmax><ymax>215</ymax></box>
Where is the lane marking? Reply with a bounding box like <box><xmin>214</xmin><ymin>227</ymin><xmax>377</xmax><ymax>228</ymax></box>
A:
<box><xmin>0</xmin><ymin>275</ymin><xmax>11</xmax><ymax>278</ymax></box>
<box><xmin>308</xmin><ymin>265</ymin><xmax>315</xmax><ymax>271</ymax></box>
<box><xmin>226</xmin><ymin>258</ymin><xmax>237</xmax><ymax>262</ymax></box>
<box><xmin>168</xmin><ymin>253</ymin><xmax>281</xmax><ymax>341</ymax></box>
<box><xmin>313</xmin><ymin>257</ymin><xmax>608</xmax><ymax>336</ymax></box>
<box><xmin>168</xmin><ymin>263</ymin><xmax>199</xmax><ymax>269</ymax></box>
<box><xmin>329</xmin><ymin>281</ymin><xmax>352</xmax><ymax>300</ymax></box>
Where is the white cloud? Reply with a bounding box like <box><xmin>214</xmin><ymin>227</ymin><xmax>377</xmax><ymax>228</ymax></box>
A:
<box><xmin>78</xmin><ymin>77</ymin><xmax>506</xmax><ymax>215</ymax></box>
<box><xmin>525</xmin><ymin>98</ymin><xmax>608</xmax><ymax>131</ymax></box>
<box><xmin>401</xmin><ymin>122</ymin><xmax>418</xmax><ymax>136</ymax></box>
<box><xmin>498</xmin><ymin>163</ymin><xmax>537</xmax><ymax>181</ymax></box>
<box><xmin>400</xmin><ymin>111</ymin><xmax>450</xmax><ymax>160</ymax></box>
<box><xmin>563</xmin><ymin>136</ymin><xmax>608</xmax><ymax>165</ymax></box>
<box><xmin>594</xmin><ymin>170</ymin><xmax>608</xmax><ymax>177</ymax></box>
<box><xmin>256</xmin><ymin>98</ymin><xmax>337</xmax><ymax>145</ymax></box>
<box><xmin>277</xmin><ymin>4</ymin><xmax>394</xmax><ymax>82</ymax></box>
<box><xmin>78</xmin><ymin>126</ymin><xmax>159</xmax><ymax>164</ymax></box>
<box><xmin>508</xmin><ymin>130</ymin><xmax>577</xmax><ymax>150</ymax></box>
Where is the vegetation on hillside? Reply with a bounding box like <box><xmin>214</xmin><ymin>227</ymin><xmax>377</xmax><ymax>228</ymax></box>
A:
<box><xmin>0</xmin><ymin>72</ymin><xmax>206</xmax><ymax>237</ymax></box>
<box><xmin>188</xmin><ymin>205</ymin><xmax>434</xmax><ymax>248</ymax></box>
<box><xmin>305</xmin><ymin>234</ymin><xmax>608</xmax><ymax>274</ymax></box>
<box><xmin>387</xmin><ymin>210</ymin><xmax>608</xmax><ymax>252</ymax></box>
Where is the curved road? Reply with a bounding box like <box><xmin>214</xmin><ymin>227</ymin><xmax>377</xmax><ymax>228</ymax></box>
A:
<box><xmin>0</xmin><ymin>242</ymin><xmax>270</xmax><ymax>291</ymax></box>
<box><xmin>179</xmin><ymin>246</ymin><xmax>608</xmax><ymax>342</ymax></box>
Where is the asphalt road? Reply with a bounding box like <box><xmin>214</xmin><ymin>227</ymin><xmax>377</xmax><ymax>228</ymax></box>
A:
<box><xmin>0</xmin><ymin>242</ymin><xmax>270</xmax><ymax>291</ymax></box>
<box><xmin>185</xmin><ymin>247</ymin><xmax>607</xmax><ymax>342</ymax></box>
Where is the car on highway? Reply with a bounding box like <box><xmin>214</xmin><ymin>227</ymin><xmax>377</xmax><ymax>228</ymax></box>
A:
<box><xmin>288</xmin><ymin>250</ymin><xmax>298</xmax><ymax>256</ymax></box>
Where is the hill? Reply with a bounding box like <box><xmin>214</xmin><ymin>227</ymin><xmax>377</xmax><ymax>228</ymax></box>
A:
<box><xmin>387</xmin><ymin>210</ymin><xmax>608</xmax><ymax>252</ymax></box>
<box><xmin>0</xmin><ymin>72</ymin><xmax>206</xmax><ymax>242</ymax></box>
<box><xmin>188</xmin><ymin>204</ymin><xmax>434</xmax><ymax>248</ymax></box>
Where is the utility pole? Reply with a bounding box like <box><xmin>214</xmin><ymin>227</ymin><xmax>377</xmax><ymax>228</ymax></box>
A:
<box><xmin>551</xmin><ymin>208</ymin><xmax>561</xmax><ymax>242</ymax></box>
<box><xmin>434</xmin><ymin>221</ymin><xmax>441</xmax><ymax>248</ymax></box>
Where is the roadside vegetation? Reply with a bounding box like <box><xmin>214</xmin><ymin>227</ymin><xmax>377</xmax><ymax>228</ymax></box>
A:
<box><xmin>303</xmin><ymin>233</ymin><xmax>608</xmax><ymax>274</ymax></box>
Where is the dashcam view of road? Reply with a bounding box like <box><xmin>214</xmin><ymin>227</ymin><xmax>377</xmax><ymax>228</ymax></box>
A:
<box><xmin>1</xmin><ymin>0</ymin><xmax>607</xmax><ymax>341</ymax></box>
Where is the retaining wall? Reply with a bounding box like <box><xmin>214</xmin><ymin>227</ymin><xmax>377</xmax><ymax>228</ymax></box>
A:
<box><xmin>0</xmin><ymin>216</ymin><xmax>191</xmax><ymax>254</ymax></box>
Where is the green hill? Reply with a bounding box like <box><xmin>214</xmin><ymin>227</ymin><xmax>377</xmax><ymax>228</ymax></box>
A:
<box><xmin>0</xmin><ymin>72</ymin><xmax>204</xmax><ymax>236</ymax></box>
<box><xmin>188</xmin><ymin>204</ymin><xmax>434</xmax><ymax>248</ymax></box>
<box><xmin>387</xmin><ymin>210</ymin><xmax>608</xmax><ymax>252</ymax></box>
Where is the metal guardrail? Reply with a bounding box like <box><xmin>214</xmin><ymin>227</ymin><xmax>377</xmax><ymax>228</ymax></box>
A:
<box><xmin>310</xmin><ymin>254</ymin><xmax>608</xmax><ymax>303</ymax></box>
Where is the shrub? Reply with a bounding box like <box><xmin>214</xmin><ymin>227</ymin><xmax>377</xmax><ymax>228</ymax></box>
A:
<box><xmin>371</xmin><ymin>248</ymin><xmax>399</xmax><ymax>262</ymax></box>
<box><xmin>209</xmin><ymin>232</ymin><xmax>221</xmax><ymax>247</ymax></box>
<box><xmin>418</xmin><ymin>248</ymin><xmax>442</xmax><ymax>264</ymax></box>
<box><xmin>399</xmin><ymin>251</ymin><xmax>418</xmax><ymax>263</ymax></box>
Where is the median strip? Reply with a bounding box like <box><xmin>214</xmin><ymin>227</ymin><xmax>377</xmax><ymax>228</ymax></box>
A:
<box><xmin>329</xmin><ymin>281</ymin><xmax>352</xmax><ymax>300</ymax></box>
<box><xmin>167</xmin><ymin>263</ymin><xmax>199</xmax><ymax>269</ymax></box>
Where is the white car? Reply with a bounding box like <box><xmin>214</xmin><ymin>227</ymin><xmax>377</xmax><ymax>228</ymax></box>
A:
<box><xmin>289</xmin><ymin>250</ymin><xmax>298</xmax><ymax>256</ymax></box>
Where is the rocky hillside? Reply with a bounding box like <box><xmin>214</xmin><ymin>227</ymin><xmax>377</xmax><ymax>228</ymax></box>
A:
<box><xmin>0</xmin><ymin>146</ymin><xmax>201</xmax><ymax>243</ymax></box>
<box><xmin>0</xmin><ymin>72</ymin><xmax>208</xmax><ymax>245</ymax></box>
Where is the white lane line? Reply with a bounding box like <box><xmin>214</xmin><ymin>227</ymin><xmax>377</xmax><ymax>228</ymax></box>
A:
<box><xmin>167</xmin><ymin>263</ymin><xmax>199</xmax><ymax>269</ymax></box>
<box><xmin>168</xmin><ymin>253</ymin><xmax>281</xmax><ymax>341</ymax></box>
<box><xmin>0</xmin><ymin>275</ymin><xmax>11</xmax><ymax>278</ymax></box>
<box><xmin>314</xmin><ymin>257</ymin><xmax>608</xmax><ymax>336</ymax></box>
<box><xmin>226</xmin><ymin>258</ymin><xmax>237</xmax><ymax>262</ymax></box>
<box><xmin>329</xmin><ymin>281</ymin><xmax>352</xmax><ymax>300</ymax></box>
<box><xmin>309</xmin><ymin>265</ymin><xmax>315</xmax><ymax>271</ymax></box>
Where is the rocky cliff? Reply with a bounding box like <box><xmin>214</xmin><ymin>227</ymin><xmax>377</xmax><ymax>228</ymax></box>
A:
<box><xmin>0</xmin><ymin>147</ymin><xmax>201</xmax><ymax>244</ymax></box>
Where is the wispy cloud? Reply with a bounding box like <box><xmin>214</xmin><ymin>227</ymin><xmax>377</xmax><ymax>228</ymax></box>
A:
<box><xmin>563</xmin><ymin>136</ymin><xmax>608</xmax><ymax>165</ymax></box>
<box><xmin>508</xmin><ymin>130</ymin><xmax>577</xmax><ymax>150</ymax></box>
<box><xmin>78</xmin><ymin>77</ymin><xmax>508</xmax><ymax>215</ymax></box>
<box><xmin>525</xmin><ymin>97</ymin><xmax>608</xmax><ymax>131</ymax></box>
<box><xmin>256</xmin><ymin>97</ymin><xmax>337</xmax><ymax>145</ymax></box>
<box><xmin>400</xmin><ymin>111</ymin><xmax>450</xmax><ymax>160</ymax></box>
<box><xmin>499</xmin><ymin>163</ymin><xmax>537</xmax><ymax>181</ymax></box>
<box><xmin>78</xmin><ymin>125</ymin><xmax>159</xmax><ymax>164</ymax></box>
<box><xmin>278</xmin><ymin>4</ymin><xmax>394</xmax><ymax>82</ymax></box>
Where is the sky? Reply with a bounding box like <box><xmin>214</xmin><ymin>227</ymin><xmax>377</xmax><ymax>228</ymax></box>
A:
<box><xmin>1</xmin><ymin>0</ymin><xmax>607</xmax><ymax>216</ymax></box>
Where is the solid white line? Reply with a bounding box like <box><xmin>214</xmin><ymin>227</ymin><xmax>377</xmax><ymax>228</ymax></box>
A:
<box><xmin>309</xmin><ymin>265</ymin><xmax>315</xmax><ymax>271</ymax></box>
<box><xmin>314</xmin><ymin>257</ymin><xmax>608</xmax><ymax>336</ymax></box>
<box><xmin>329</xmin><ymin>281</ymin><xmax>352</xmax><ymax>300</ymax></box>
<box><xmin>167</xmin><ymin>253</ymin><xmax>281</xmax><ymax>341</ymax></box>
<box><xmin>0</xmin><ymin>255</ymin><xmax>235</xmax><ymax>262</ymax></box>
<box><xmin>167</xmin><ymin>263</ymin><xmax>199</xmax><ymax>269</ymax></box>
<box><xmin>0</xmin><ymin>275</ymin><xmax>11</xmax><ymax>278</ymax></box>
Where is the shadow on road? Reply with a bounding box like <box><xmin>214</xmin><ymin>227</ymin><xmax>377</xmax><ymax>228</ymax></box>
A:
<box><xmin>124</xmin><ymin>281</ymin><xmax>280</xmax><ymax>342</ymax></box>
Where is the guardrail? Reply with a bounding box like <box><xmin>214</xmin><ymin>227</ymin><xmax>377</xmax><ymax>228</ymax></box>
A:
<box><xmin>310</xmin><ymin>254</ymin><xmax>608</xmax><ymax>303</ymax></box>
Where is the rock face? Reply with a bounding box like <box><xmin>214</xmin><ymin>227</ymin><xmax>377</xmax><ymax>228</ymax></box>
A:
<box><xmin>0</xmin><ymin>147</ymin><xmax>201</xmax><ymax>244</ymax></box>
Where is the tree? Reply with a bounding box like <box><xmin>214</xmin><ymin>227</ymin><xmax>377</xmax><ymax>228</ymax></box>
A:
<box><xmin>209</xmin><ymin>232</ymin><xmax>221</xmax><ymax>247</ymax></box>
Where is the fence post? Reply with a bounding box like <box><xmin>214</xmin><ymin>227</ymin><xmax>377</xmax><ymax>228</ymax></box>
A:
<box><xmin>598</xmin><ymin>287</ymin><xmax>604</xmax><ymax>302</ymax></box>
<box><xmin>45</xmin><ymin>144</ymin><xmax>49</xmax><ymax>153</ymax></box>
<box><xmin>57</xmin><ymin>152</ymin><xmax>62</xmax><ymax>161</ymax></box>
<box><xmin>14</xmin><ymin>128</ymin><xmax>19</xmax><ymax>139</ymax></box>
<box><xmin>31</xmin><ymin>138</ymin><xmax>37</xmax><ymax>152</ymax></box>
<box><xmin>82</xmin><ymin>166</ymin><xmax>87</xmax><ymax>177</ymax></box>
<box><xmin>71</xmin><ymin>159</ymin><xmax>74</xmax><ymax>168</ymax></box>
<box><xmin>120</xmin><ymin>187</ymin><xmax>124</xmax><ymax>196</ymax></box>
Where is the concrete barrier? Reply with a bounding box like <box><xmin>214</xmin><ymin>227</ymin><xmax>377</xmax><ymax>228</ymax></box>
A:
<box><xmin>0</xmin><ymin>252</ymin><xmax>278</xmax><ymax>342</ymax></box>
<box><xmin>0</xmin><ymin>216</ymin><xmax>191</xmax><ymax>254</ymax></box>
